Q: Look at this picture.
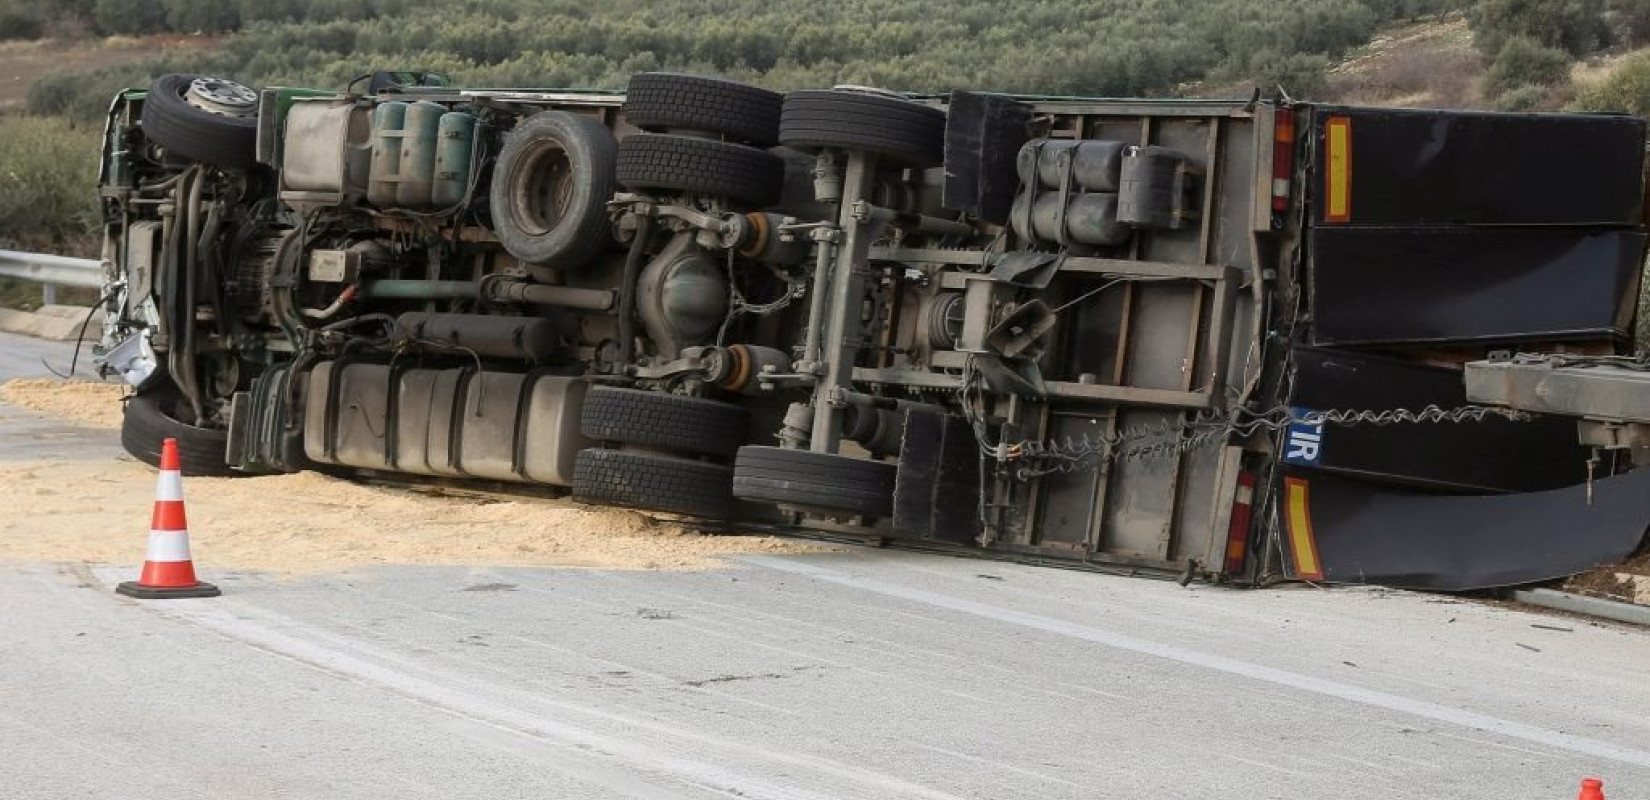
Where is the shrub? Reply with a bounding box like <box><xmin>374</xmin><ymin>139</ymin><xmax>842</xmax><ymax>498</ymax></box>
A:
<box><xmin>1245</xmin><ymin>50</ymin><xmax>1333</xmax><ymax>98</ymax></box>
<box><xmin>1472</xmin><ymin>0</ymin><xmax>1610</xmax><ymax>55</ymax></box>
<box><xmin>0</xmin><ymin>0</ymin><xmax>44</xmax><ymax>40</ymax></box>
<box><xmin>25</xmin><ymin>65</ymin><xmax>158</xmax><ymax>122</ymax></box>
<box><xmin>1482</xmin><ymin>36</ymin><xmax>1575</xmax><ymax>96</ymax></box>
<box><xmin>1469</xmin><ymin>0</ymin><xmax>1613</xmax><ymax>57</ymax></box>
<box><xmin>1492</xmin><ymin>82</ymin><xmax>1552</xmax><ymax>109</ymax></box>
<box><xmin>1571</xmin><ymin>49</ymin><xmax>1650</xmax><ymax>114</ymax></box>
<box><xmin>1611</xmin><ymin>0</ymin><xmax>1650</xmax><ymax>46</ymax></box>
<box><xmin>0</xmin><ymin>116</ymin><xmax>101</xmax><ymax>255</ymax></box>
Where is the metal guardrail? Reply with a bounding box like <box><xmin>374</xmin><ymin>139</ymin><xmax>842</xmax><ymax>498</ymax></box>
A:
<box><xmin>0</xmin><ymin>250</ymin><xmax>104</xmax><ymax>288</ymax></box>
<box><xmin>0</xmin><ymin>249</ymin><xmax>104</xmax><ymax>305</ymax></box>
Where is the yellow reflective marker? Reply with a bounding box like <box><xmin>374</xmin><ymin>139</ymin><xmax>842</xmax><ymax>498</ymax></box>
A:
<box><xmin>1284</xmin><ymin>477</ymin><xmax>1324</xmax><ymax>581</ymax></box>
<box><xmin>1324</xmin><ymin>116</ymin><xmax>1352</xmax><ymax>223</ymax></box>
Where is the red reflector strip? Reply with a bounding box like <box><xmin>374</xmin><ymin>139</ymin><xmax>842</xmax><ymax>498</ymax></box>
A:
<box><xmin>1223</xmin><ymin>471</ymin><xmax>1257</xmax><ymax>574</ymax></box>
<box><xmin>1270</xmin><ymin>107</ymin><xmax>1296</xmax><ymax>213</ymax></box>
<box><xmin>1323</xmin><ymin>115</ymin><xmax>1353</xmax><ymax>223</ymax></box>
<box><xmin>1284</xmin><ymin>477</ymin><xmax>1324</xmax><ymax>581</ymax></box>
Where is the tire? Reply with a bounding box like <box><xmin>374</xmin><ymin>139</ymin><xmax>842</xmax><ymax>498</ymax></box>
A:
<box><xmin>140</xmin><ymin>74</ymin><xmax>260</xmax><ymax>170</ymax></box>
<box><xmin>779</xmin><ymin>89</ymin><xmax>947</xmax><ymax>168</ymax></box>
<box><xmin>121</xmin><ymin>389</ymin><xmax>238</xmax><ymax>478</ymax></box>
<box><xmin>580</xmin><ymin>387</ymin><xmax>749</xmax><ymax>459</ymax></box>
<box><xmin>615</xmin><ymin>133</ymin><xmax>784</xmax><ymax>209</ymax></box>
<box><xmin>623</xmin><ymin>73</ymin><xmax>783</xmax><ymax>147</ymax></box>
<box><xmin>489</xmin><ymin>111</ymin><xmax>619</xmax><ymax>270</ymax></box>
<box><xmin>572</xmin><ymin>448</ymin><xmax>734</xmax><ymax>519</ymax></box>
<box><xmin>732</xmin><ymin>446</ymin><xmax>896</xmax><ymax>518</ymax></box>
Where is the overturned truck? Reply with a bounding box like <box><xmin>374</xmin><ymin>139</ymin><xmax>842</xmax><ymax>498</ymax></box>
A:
<box><xmin>95</xmin><ymin>72</ymin><xmax>1650</xmax><ymax>589</ymax></box>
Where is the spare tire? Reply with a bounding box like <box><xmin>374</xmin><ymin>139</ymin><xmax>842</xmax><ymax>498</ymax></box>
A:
<box><xmin>779</xmin><ymin>89</ymin><xmax>947</xmax><ymax>168</ymax></box>
<box><xmin>615</xmin><ymin>133</ymin><xmax>784</xmax><ymax>209</ymax></box>
<box><xmin>732</xmin><ymin>446</ymin><xmax>896</xmax><ymax>518</ymax></box>
<box><xmin>623</xmin><ymin>73</ymin><xmax>784</xmax><ymax>147</ymax></box>
<box><xmin>121</xmin><ymin>387</ymin><xmax>238</xmax><ymax>477</ymax></box>
<box><xmin>141</xmin><ymin>74</ymin><xmax>261</xmax><ymax>170</ymax></box>
<box><xmin>489</xmin><ymin>111</ymin><xmax>618</xmax><ymax>271</ymax></box>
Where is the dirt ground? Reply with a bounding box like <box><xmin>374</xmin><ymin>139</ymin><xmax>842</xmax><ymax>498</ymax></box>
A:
<box><xmin>0</xmin><ymin>34</ymin><xmax>217</xmax><ymax>113</ymax></box>
<box><xmin>0</xmin><ymin>379</ymin><xmax>821</xmax><ymax>572</ymax></box>
<box><xmin>1564</xmin><ymin>550</ymin><xmax>1650</xmax><ymax>605</ymax></box>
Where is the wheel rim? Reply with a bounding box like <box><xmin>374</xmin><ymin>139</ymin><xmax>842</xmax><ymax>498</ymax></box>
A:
<box><xmin>185</xmin><ymin>77</ymin><xmax>258</xmax><ymax>118</ymax></box>
<box><xmin>512</xmin><ymin>142</ymin><xmax>574</xmax><ymax>237</ymax></box>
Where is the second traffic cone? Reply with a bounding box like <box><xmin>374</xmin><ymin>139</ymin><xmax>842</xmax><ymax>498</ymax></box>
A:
<box><xmin>116</xmin><ymin>438</ymin><xmax>220</xmax><ymax>599</ymax></box>
<box><xmin>1578</xmin><ymin>778</ymin><xmax>1605</xmax><ymax>800</ymax></box>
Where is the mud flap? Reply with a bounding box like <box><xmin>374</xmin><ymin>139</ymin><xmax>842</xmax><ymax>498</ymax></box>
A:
<box><xmin>228</xmin><ymin>362</ymin><xmax>309</xmax><ymax>473</ymax></box>
<box><xmin>893</xmin><ymin>408</ymin><xmax>983</xmax><ymax>544</ymax></box>
<box><xmin>1278</xmin><ymin>468</ymin><xmax>1650</xmax><ymax>591</ymax></box>
<box><xmin>941</xmin><ymin>91</ymin><xmax>1032</xmax><ymax>225</ymax></box>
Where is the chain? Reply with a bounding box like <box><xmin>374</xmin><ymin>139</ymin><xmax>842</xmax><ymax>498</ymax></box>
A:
<box><xmin>1006</xmin><ymin>404</ymin><xmax>1534</xmax><ymax>478</ymax></box>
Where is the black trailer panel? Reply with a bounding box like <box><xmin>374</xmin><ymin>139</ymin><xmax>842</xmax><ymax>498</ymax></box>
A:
<box><xmin>1279</xmin><ymin>467</ymin><xmax>1650</xmax><ymax>591</ymax></box>
<box><xmin>1309</xmin><ymin>228</ymin><xmax>1646</xmax><ymax>346</ymax></box>
<box><xmin>1287</xmin><ymin>347</ymin><xmax>1590</xmax><ymax>493</ymax></box>
<box><xmin>1308</xmin><ymin>107</ymin><xmax>1646</xmax><ymax>227</ymax></box>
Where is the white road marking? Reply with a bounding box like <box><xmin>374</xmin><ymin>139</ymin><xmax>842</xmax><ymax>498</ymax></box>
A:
<box><xmin>745</xmin><ymin>556</ymin><xmax>1650</xmax><ymax>770</ymax></box>
<box><xmin>108</xmin><ymin>578</ymin><xmax>976</xmax><ymax>800</ymax></box>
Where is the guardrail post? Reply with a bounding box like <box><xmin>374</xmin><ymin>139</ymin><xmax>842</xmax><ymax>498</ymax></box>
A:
<box><xmin>41</xmin><ymin>283</ymin><xmax>57</xmax><ymax>307</ymax></box>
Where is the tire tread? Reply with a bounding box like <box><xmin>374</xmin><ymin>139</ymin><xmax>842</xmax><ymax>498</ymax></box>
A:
<box><xmin>615</xmin><ymin>134</ymin><xmax>784</xmax><ymax>208</ymax></box>
<box><xmin>623</xmin><ymin>73</ymin><xmax>782</xmax><ymax>146</ymax></box>
<box><xmin>573</xmin><ymin>449</ymin><xmax>734</xmax><ymax>518</ymax></box>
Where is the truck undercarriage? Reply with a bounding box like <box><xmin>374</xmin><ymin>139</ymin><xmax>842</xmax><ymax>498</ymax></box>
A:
<box><xmin>95</xmin><ymin>72</ymin><xmax>1650</xmax><ymax>588</ymax></box>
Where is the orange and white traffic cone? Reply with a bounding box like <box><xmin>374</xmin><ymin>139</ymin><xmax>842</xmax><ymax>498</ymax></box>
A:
<box><xmin>1578</xmin><ymin>778</ymin><xmax>1605</xmax><ymax>800</ymax></box>
<box><xmin>116</xmin><ymin>437</ymin><xmax>220</xmax><ymax>599</ymax></box>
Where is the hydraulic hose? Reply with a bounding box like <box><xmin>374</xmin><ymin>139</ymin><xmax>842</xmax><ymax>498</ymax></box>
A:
<box><xmin>616</xmin><ymin>217</ymin><xmax>654</xmax><ymax>369</ymax></box>
<box><xmin>181</xmin><ymin>166</ymin><xmax>206</xmax><ymax>425</ymax></box>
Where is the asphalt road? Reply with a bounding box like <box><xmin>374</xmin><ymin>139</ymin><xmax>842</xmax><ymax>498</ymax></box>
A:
<box><xmin>2</xmin><ymin>329</ymin><xmax>1648</xmax><ymax>800</ymax></box>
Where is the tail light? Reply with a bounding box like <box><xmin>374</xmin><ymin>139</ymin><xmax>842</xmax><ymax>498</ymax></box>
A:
<box><xmin>1223</xmin><ymin>471</ymin><xmax>1257</xmax><ymax>575</ymax></box>
<box><xmin>1270</xmin><ymin>106</ymin><xmax>1296</xmax><ymax>213</ymax></box>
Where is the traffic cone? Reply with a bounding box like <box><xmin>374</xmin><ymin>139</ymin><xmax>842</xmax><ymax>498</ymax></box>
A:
<box><xmin>1578</xmin><ymin>778</ymin><xmax>1605</xmax><ymax>800</ymax></box>
<box><xmin>116</xmin><ymin>438</ymin><xmax>220</xmax><ymax>599</ymax></box>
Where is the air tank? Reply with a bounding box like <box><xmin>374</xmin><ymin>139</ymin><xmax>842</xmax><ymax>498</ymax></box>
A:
<box><xmin>395</xmin><ymin>101</ymin><xmax>445</xmax><ymax>208</ymax></box>
<box><xmin>1016</xmin><ymin>139</ymin><xmax>1127</xmax><ymax>192</ymax></box>
<box><xmin>1010</xmin><ymin>192</ymin><xmax>1132</xmax><ymax>247</ymax></box>
<box><xmin>367</xmin><ymin>101</ymin><xmax>407</xmax><ymax>207</ymax></box>
<box><xmin>431</xmin><ymin>111</ymin><xmax>477</xmax><ymax>208</ymax></box>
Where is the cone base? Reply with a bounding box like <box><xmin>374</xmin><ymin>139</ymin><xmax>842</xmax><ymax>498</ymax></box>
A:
<box><xmin>116</xmin><ymin>580</ymin><xmax>220</xmax><ymax>599</ymax></box>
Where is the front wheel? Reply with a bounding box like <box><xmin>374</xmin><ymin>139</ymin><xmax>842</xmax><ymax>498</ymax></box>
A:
<box><xmin>120</xmin><ymin>388</ymin><xmax>237</xmax><ymax>477</ymax></box>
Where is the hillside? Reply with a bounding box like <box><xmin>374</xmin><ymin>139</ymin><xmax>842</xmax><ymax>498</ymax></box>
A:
<box><xmin>1</xmin><ymin>0</ymin><xmax>1456</xmax><ymax>119</ymax></box>
<box><xmin>3</xmin><ymin>0</ymin><xmax>1647</xmax><ymax>266</ymax></box>
<box><xmin>1324</xmin><ymin>14</ymin><xmax>1484</xmax><ymax>107</ymax></box>
<box><xmin>1320</xmin><ymin>11</ymin><xmax>1650</xmax><ymax>113</ymax></box>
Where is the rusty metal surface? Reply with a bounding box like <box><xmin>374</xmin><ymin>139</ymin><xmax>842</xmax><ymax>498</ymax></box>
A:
<box><xmin>1466</xmin><ymin>359</ymin><xmax>1650</xmax><ymax>425</ymax></box>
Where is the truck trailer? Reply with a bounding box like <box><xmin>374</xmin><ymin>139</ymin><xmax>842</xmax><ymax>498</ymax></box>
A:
<box><xmin>94</xmin><ymin>72</ymin><xmax>1650</xmax><ymax>589</ymax></box>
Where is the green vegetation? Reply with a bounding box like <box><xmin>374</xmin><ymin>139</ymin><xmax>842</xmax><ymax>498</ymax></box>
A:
<box><xmin>0</xmin><ymin>115</ymin><xmax>101</xmax><ymax>309</ymax></box>
<box><xmin>1468</xmin><ymin>0</ymin><xmax>1613</xmax><ymax>56</ymax></box>
<box><xmin>1572</xmin><ymin>49</ymin><xmax>1650</xmax><ymax>112</ymax></box>
<box><xmin>1483</xmin><ymin>35</ymin><xmax>1577</xmax><ymax>106</ymax></box>
<box><xmin>0</xmin><ymin>115</ymin><xmax>100</xmax><ymax>255</ymax></box>
<box><xmin>6</xmin><ymin>0</ymin><xmax>1460</xmax><ymax>124</ymax></box>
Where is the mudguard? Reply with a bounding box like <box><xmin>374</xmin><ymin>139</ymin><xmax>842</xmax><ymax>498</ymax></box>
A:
<box><xmin>1278</xmin><ymin>467</ymin><xmax>1650</xmax><ymax>591</ymax></box>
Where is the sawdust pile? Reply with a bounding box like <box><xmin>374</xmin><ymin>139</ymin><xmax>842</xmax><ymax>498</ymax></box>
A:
<box><xmin>0</xmin><ymin>459</ymin><xmax>820</xmax><ymax>572</ymax></box>
<box><xmin>1565</xmin><ymin>551</ymin><xmax>1650</xmax><ymax>606</ymax></box>
<box><xmin>0</xmin><ymin>379</ymin><xmax>126</xmax><ymax>429</ymax></box>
